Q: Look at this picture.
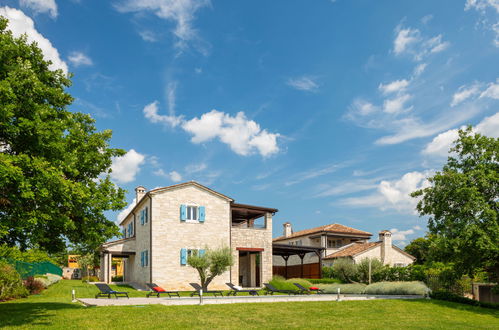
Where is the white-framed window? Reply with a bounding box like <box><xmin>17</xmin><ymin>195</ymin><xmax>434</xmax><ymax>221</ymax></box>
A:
<box><xmin>187</xmin><ymin>206</ymin><xmax>198</xmax><ymax>221</ymax></box>
<box><xmin>327</xmin><ymin>239</ymin><xmax>342</xmax><ymax>248</ymax></box>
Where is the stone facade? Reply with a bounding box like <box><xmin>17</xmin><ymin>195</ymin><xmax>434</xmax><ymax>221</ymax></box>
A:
<box><xmin>99</xmin><ymin>182</ymin><xmax>275</xmax><ymax>291</ymax></box>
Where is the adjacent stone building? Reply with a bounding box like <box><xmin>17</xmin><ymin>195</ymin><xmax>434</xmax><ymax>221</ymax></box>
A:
<box><xmin>99</xmin><ymin>181</ymin><xmax>277</xmax><ymax>290</ymax></box>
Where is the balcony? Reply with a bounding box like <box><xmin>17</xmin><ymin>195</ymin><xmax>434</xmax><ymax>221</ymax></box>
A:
<box><xmin>230</xmin><ymin>202</ymin><xmax>277</xmax><ymax>230</ymax></box>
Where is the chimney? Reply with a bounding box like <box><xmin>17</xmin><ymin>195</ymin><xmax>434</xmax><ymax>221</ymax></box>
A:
<box><xmin>379</xmin><ymin>230</ymin><xmax>392</xmax><ymax>265</ymax></box>
<box><xmin>283</xmin><ymin>222</ymin><xmax>293</xmax><ymax>238</ymax></box>
<box><xmin>135</xmin><ymin>186</ymin><xmax>146</xmax><ymax>204</ymax></box>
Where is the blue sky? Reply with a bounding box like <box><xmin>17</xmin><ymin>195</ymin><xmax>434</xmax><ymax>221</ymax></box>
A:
<box><xmin>2</xmin><ymin>0</ymin><xmax>499</xmax><ymax>246</ymax></box>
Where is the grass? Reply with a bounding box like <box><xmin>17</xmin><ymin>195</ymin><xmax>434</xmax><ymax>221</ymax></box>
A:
<box><xmin>0</xmin><ymin>280</ymin><xmax>498</xmax><ymax>329</ymax></box>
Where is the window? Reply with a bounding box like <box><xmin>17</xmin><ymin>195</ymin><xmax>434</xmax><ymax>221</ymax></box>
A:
<box><xmin>187</xmin><ymin>206</ymin><xmax>198</xmax><ymax>221</ymax></box>
<box><xmin>140</xmin><ymin>207</ymin><xmax>148</xmax><ymax>225</ymax></box>
<box><xmin>122</xmin><ymin>228</ymin><xmax>126</xmax><ymax>238</ymax></box>
<box><xmin>140</xmin><ymin>250</ymin><xmax>149</xmax><ymax>267</ymax></box>
<box><xmin>296</xmin><ymin>240</ymin><xmax>303</xmax><ymax>246</ymax></box>
<box><xmin>180</xmin><ymin>248</ymin><xmax>205</xmax><ymax>265</ymax></box>
<box><xmin>327</xmin><ymin>239</ymin><xmax>342</xmax><ymax>248</ymax></box>
<box><xmin>180</xmin><ymin>204</ymin><xmax>205</xmax><ymax>222</ymax></box>
<box><xmin>127</xmin><ymin>222</ymin><xmax>134</xmax><ymax>237</ymax></box>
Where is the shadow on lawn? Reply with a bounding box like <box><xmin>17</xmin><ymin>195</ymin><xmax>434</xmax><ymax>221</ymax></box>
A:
<box><xmin>405</xmin><ymin>299</ymin><xmax>499</xmax><ymax>318</ymax></box>
<box><xmin>0</xmin><ymin>302</ymin><xmax>83</xmax><ymax>327</ymax></box>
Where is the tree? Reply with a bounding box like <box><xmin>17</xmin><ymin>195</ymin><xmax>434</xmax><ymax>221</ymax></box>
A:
<box><xmin>404</xmin><ymin>237</ymin><xmax>432</xmax><ymax>265</ymax></box>
<box><xmin>356</xmin><ymin>258</ymin><xmax>384</xmax><ymax>284</ymax></box>
<box><xmin>332</xmin><ymin>258</ymin><xmax>358</xmax><ymax>283</ymax></box>
<box><xmin>187</xmin><ymin>247</ymin><xmax>234</xmax><ymax>291</ymax></box>
<box><xmin>0</xmin><ymin>17</ymin><xmax>126</xmax><ymax>254</ymax></box>
<box><xmin>411</xmin><ymin>128</ymin><xmax>499</xmax><ymax>278</ymax></box>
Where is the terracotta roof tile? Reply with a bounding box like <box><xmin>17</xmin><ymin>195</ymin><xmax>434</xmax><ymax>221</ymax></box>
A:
<box><xmin>323</xmin><ymin>242</ymin><xmax>380</xmax><ymax>259</ymax></box>
<box><xmin>273</xmin><ymin>223</ymin><xmax>372</xmax><ymax>242</ymax></box>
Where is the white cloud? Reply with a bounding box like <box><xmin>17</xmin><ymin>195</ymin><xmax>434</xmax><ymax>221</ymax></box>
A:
<box><xmin>314</xmin><ymin>180</ymin><xmax>378</xmax><ymax>197</ymax></box>
<box><xmin>480</xmin><ymin>80</ymin><xmax>499</xmax><ymax>99</ymax></box>
<box><xmin>340</xmin><ymin>171</ymin><xmax>431</xmax><ymax>214</ymax></box>
<box><xmin>139</xmin><ymin>30</ymin><xmax>157</xmax><ymax>42</ymax></box>
<box><xmin>182</xmin><ymin>110</ymin><xmax>280</xmax><ymax>157</ymax></box>
<box><xmin>67</xmin><ymin>51</ymin><xmax>93</xmax><ymax>67</ymax></box>
<box><xmin>19</xmin><ymin>0</ymin><xmax>57</xmax><ymax>18</ymax></box>
<box><xmin>111</xmin><ymin>149</ymin><xmax>146</xmax><ymax>183</ymax></box>
<box><xmin>465</xmin><ymin>0</ymin><xmax>499</xmax><ymax>47</ymax></box>
<box><xmin>347</xmin><ymin>99</ymin><xmax>379</xmax><ymax>118</ymax></box>
<box><xmin>285</xmin><ymin>162</ymin><xmax>349</xmax><ymax>186</ymax></box>
<box><xmin>383</xmin><ymin>93</ymin><xmax>412</xmax><ymax>114</ymax></box>
<box><xmin>143</xmin><ymin>101</ymin><xmax>183</xmax><ymax>128</ymax></box>
<box><xmin>185</xmin><ymin>163</ymin><xmax>207</xmax><ymax>174</ymax></box>
<box><xmin>0</xmin><ymin>7</ymin><xmax>67</xmax><ymax>73</ymax></box>
<box><xmin>393</xmin><ymin>27</ymin><xmax>420</xmax><ymax>55</ymax></box>
<box><xmin>390</xmin><ymin>228</ymin><xmax>415</xmax><ymax>242</ymax></box>
<box><xmin>379</xmin><ymin>79</ymin><xmax>410</xmax><ymax>95</ymax></box>
<box><xmin>287</xmin><ymin>76</ymin><xmax>319</xmax><ymax>92</ymax></box>
<box><xmin>413</xmin><ymin>63</ymin><xmax>427</xmax><ymax>76</ymax></box>
<box><xmin>393</xmin><ymin>25</ymin><xmax>450</xmax><ymax>60</ymax></box>
<box><xmin>117</xmin><ymin>198</ymin><xmax>136</xmax><ymax>224</ymax></box>
<box><xmin>451</xmin><ymin>83</ymin><xmax>482</xmax><ymax>106</ymax></box>
<box><xmin>154</xmin><ymin>169</ymin><xmax>182</xmax><ymax>182</ymax></box>
<box><xmin>413</xmin><ymin>225</ymin><xmax>422</xmax><ymax>231</ymax></box>
<box><xmin>423</xmin><ymin>112</ymin><xmax>499</xmax><ymax>156</ymax></box>
<box><xmin>114</xmin><ymin>0</ymin><xmax>210</xmax><ymax>51</ymax></box>
<box><xmin>421</xmin><ymin>14</ymin><xmax>433</xmax><ymax>25</ymax></box>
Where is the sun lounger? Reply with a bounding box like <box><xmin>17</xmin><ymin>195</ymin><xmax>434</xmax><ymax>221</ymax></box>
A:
<box><xmin>146</xmin><ymin>283</ymin><xmax>181</xmax><ymax>298</ymax></box>
<box><xmin>263</xmin><ymin>283</ymin><xmax>298</xmax><ymax>295</ymax></box>
<box><xmin>225</xmin><ymin>283</ymin><xmax>259</xmax><ymax>296</ymax></box>
<box><xmin>293</xmin><ymin>282</ymin><xmax>325</xmax><ymax>294</ymax></box>
<box><xmin>95</xmin><ymin>283</ymin><xmax>129</xmax><ymax>299</ymax></box>
<box><xmin>189</xmin><ymin>282</ymin><xmax>224</xmax><ymax>297</ymax></box>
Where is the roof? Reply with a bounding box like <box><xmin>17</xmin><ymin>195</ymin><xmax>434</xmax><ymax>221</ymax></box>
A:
<box><xmin>324</xmin><ymin>241</ymin><xmax>417</xmax><ymax>260</ymax></box>
<box><xmin>273</xmin><ymin>223</ymin><xmax>372</xmax><ymax>242</ymax></box>
<box><xmin>119</xmin><ymin>181</ymin><xmax>233</xmax><ymax>225</ymax></box>
<box><xmin>231</xmin><ymin>203</ymin><xmax>278</xmax><ymax>214</ymax></box>
<box><xmin>323</xmin><ymin>242</ymin><xmax>380</xmax><ymax>259</ymax></box>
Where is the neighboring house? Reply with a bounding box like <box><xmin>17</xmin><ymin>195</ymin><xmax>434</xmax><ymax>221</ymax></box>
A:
<box><xmin>99</xmin><ymin>181</ymin><xmax>277</xmax><ymax>290</ymax></box>
<box><xmin>273</xmin><ymin>223</ymin><xmax>415</xmax><ymax>270</ymax></box>
<box><xmin>323</xmin><ymin>230</ymin><xmax>416</xmax><ymax>267</ymax></box>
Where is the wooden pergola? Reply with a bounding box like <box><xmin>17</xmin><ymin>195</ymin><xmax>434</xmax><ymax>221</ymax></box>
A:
<box><xmin>272</xmin><ymin>244</ymin><xmax>324</xmax><ymax>279</ymax></box>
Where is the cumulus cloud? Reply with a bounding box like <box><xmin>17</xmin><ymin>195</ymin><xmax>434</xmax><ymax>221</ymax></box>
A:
<box><xmin>20</xmin><ymin>0</ymin><xmax>57</xmax><ymax>18</ymax></box>
<box><xmin>114</xmin><ymin>0</ymin><xmax>210</xmax><ymax>51</ymax></box>
<box><xmin>143</xmin><ymin>101</ymin><xmax>183</xmax><ymax>128</ymax></box>
<box><xmin>390</xmin><ymin>228</ymin><xmax>414</xmax><ymax>242</ymax></box>
<box><xmin>423</xmin><ymin>112</ymin><xmax>499</xmax><ymax>156</ymax></box>
<box><xmin>480</xmin><ymin>80</ymin><xmax>499</xmax><ymax>99</ymax></box>
<box><xmin>287</xmin><ymin>76</ymin><xmax>319</xmax><ymax>92</ymax></box>
<box><xmin>347</xmin><ymin>99</ymin><xmax>379</xmax><ymax>118</ymax></box>
<box><xmin>68</xmin><ymin>51</ymin><xmax>93</xmax><ymax>67</ymax></box>
<box><xmin>111</xmin><ymin>149</ymin><xmax>146</xmax><ymax>183</ymax></box>
<box><xmin>182</xmin><ymin>110</ymin><xmax>280</xmax><ymax>157</ymax></box>
<box><xmin>154</xmin><ymin>169</ymin><xmax>182</xmax><ymax>182</ymax></box>
<box><xmin>0</xmin><ymin>7</ymin><xmax>67</xmax><ymax>73</ymax></box>
<box><xmin>393</xmin><ymin>27</ymin><xmax>420</xmax><ymax>55</ymax></box>
<box><xmin>340</xmin><ymin>171</ymin><xmax>431</xmax><ymax>214</ymax></box>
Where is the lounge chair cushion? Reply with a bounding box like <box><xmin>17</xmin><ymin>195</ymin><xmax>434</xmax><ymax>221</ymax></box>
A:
<box><xmin>153</xmin><ymin>286</ymin><xmax>166</xmax><ymax>292</ymax></box>
<box><xmin>234</xmin><ymin>285</ymin><xmax>243</xmax><ymax>290</ymax></box>
<box><xmin>309</xmin><ymin>287</ymin><xmax>320</xmax><ymax>290</ymax></box>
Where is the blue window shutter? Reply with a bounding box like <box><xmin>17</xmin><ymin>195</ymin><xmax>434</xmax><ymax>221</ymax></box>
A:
<box><xmin>199</xmin><ymin>206</ymin><xmax>205</xmax><ymax>222</ymax></box>
<box><xmin>145</xmin><ymin>207</ymin><xmax>148</xmax><ymax>223</ymax></box>
<box><xmin>140</xmin><ymin>251</ymin><xmax>144</xmax><ymax>267</ymax></box>
<box><xmin>180</xmin><ymin>248</ymin><xmax>187</xmax><ymax>265</ymax></box>
<box><xmin>199</xmin><ymin>249</ymin><xmax>206</xmax><ymax>257</ymax></box>
<box><xmin>140</xmin><ymin>210</ymin><xmax>144</xmax><ymax>225</ymax></box>
<box><xmin>145</xmin><ymin>250</ymin><xmax>148</xmax><ymax>267</ymax></box>
<box><xmin>180</xmin><ymin>205</ymin><xmax>187</xmax><ymax>221</ymax></box>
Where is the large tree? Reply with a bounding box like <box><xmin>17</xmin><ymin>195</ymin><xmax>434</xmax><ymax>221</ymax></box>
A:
<box><xmin>0</xmin><ymin>17</ymin><xmax>126</xmax><ymax>253</ymax></box>
<box><xmin>411</xmin><ymin>128</ymin><xmax>499</xmax><ymax>277</ymax></box>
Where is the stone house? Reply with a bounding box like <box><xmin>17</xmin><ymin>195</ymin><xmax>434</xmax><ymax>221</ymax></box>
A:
<box><xmin>273</xmin><ymin>223</ymin><xmax>415</xmax><ymax>273</ymax></box>
<box><xmin>99</xmin><ymin>181</ymin><xmax>277</xmax><ymax>291</ymax></box>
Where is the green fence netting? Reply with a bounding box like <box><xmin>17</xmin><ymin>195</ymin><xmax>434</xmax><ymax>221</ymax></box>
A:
<box><xmin>4</xmin><ymin>259</ymin><xmax>62</xmax><ymax>278</ymax></box>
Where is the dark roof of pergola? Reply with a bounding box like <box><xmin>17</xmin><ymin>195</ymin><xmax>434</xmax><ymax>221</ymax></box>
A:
<box><xmin>272</xmin><ymin>243</ymin><xmax>324</xmax><ymax>257</ymax></box>
<box><xmin>231</xmin><ymin>203</ymin><xmax>278</xmax><ymax>223</ymax></box>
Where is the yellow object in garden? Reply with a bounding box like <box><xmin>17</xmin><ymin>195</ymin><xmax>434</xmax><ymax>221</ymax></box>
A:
<box><xmin>68</xmin><ymin>255</ymin><xmax>80</xmax><ymax>268</ymax></box>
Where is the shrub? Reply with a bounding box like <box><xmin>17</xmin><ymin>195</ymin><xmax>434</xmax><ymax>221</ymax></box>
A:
<box><xmin>356</xmin><ymin>258</ymin><xmax>384</xmax><ymax>283</ymax></box>
<box><xmin>82</xmin><ymin>276</ymin><xmax>99</xmax><ymax>282</ymax></box>
<box><xmin>0</xmin><ymin>261</ymin><xmax>28</xmax><ymax>301</ymax></box>
<box><xmin>112</xmin><ymin>275</ymin><xmax>123</xmax><ymax>282</ymax></box>
<box><xmin>322</xmin><ymin>266</ymin><xmax>335</xmax><ymax>279</ymax></box>
<box><xmin>35</xmin><ymin>274</ymin><xmax>61</xmax><ymax>288</ymax></box>
<box><xmin>317</xmin><ymin>283</ymin><xmax>366</xmax><ymax>294</ymax></box>
<box><xmin>23</xmin><ymin>276</ymin><xmax>45</xmax><ymax>294</ymax></box>
<box><xmin>309</xmin><ymin>278</ymin><xmax>342</xmax><ymax>284</ymax></box>
<box><xmin>363</xmin><ymin>281</ymin><xmax>430</xmax><ymax>296</ymax></box>
<box><xmin>332</xmin><ymin>258</ymin><xmax>358</xmax><ymax>283</ymax></box>
<box><xmin>430</xmin><ymin>290</ymin><xmax>499</xmax><ymax>310</ymax></box>
<box><xmin>268</xmin><ymin>276</ymin><xmax>313</xmax><ymax>291</ymax></box>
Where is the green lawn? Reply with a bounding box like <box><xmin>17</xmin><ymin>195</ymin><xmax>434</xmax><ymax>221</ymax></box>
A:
<box><xmin>0</xmin><ymin>280</ymin><xmax>497</xmax><ymax>329</ymax></box>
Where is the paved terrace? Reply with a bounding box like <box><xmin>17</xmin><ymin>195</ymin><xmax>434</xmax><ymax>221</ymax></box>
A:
<box><xmin>78</xmin><ymin>294</ymin><xmax>425</xmax><ymax>307</ymax></box>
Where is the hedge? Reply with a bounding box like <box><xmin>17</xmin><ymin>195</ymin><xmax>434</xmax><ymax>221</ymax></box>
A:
<box><xmin>269</xmin><ymin>276</ymin><xmax>312</xmax><ymax>291</ymax></box>
<box><xmin>430</xmin><ymin>291</ymin><xmax>499</xmax><ymax>310</ymax></box>
<box><xmin>363</xmin><ymin>281</ymin><xmax>430</xmax><ymax>296</ymax></box>
<box><xmin>317</xmin><ymin>283</ymin><xmax>366</xmax><ymax>294</ymax></box>
<box><xmin>309</xmin><ymin>278</ymin><xmax>342</xmax><ymax>284</ymax></box>
<box><xmin>0</xmin><ymin>261</ymin><xmax>28</xmax><ymax>301</ymax></box>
